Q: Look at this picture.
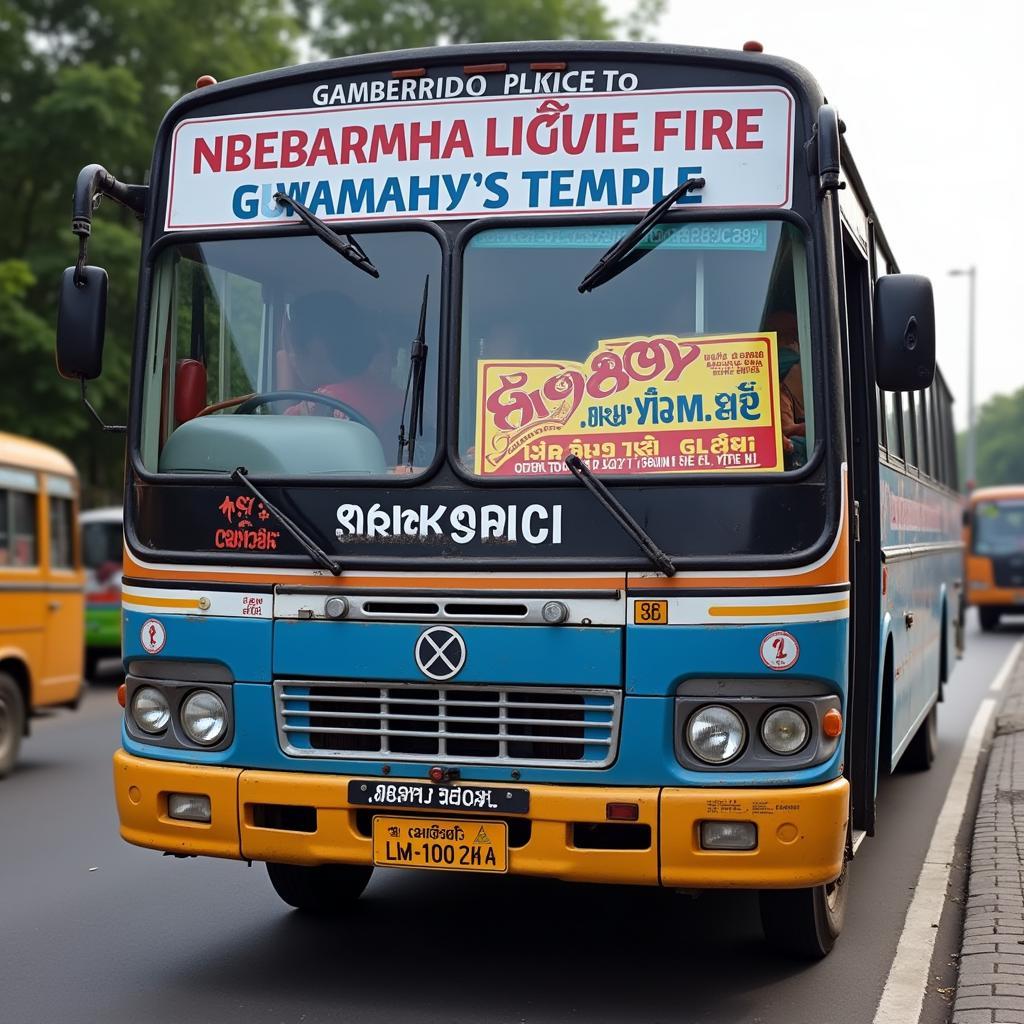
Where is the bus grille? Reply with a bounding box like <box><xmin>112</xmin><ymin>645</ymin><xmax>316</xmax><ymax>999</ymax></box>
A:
<box><xmin>273</xmin><ymin>680</ymin><xmax>621</xmax><ymax>767</ymax></box>
<box><xmin>993</xmin><ymin>557</ymin><xmax>1024</xmax><ymax>589</ymax></box>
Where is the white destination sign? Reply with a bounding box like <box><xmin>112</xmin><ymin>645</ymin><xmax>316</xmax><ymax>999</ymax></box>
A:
<box><xmin>165</xmin><ymin>86</ymin><xmax>794</xmax><ymax>230</ymax></box>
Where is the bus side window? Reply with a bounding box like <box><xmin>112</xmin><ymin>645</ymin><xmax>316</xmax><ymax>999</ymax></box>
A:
<box><xmin>916</xmin><ymin>389</ymin><xmax>932</xmax><ymax>478</ymax></box>
<box><xmin>0</xmin><ymin>490</ymin><xmax>8</xmax><ymax>565</ymax></box>
<box><xmin>10</xmin><ymin>491</ymin><xmax>37</xmax><ymax>566</ymax></box>
<box><xmin>884</xmin><ymin>391</ymin><xmax>903</xmax><ymax>460</ymax></box>
<box><xmin>49</xmin><ymin>497</ymin><xmax>74</xmax><ymax>569</ymax></box>
<box><xmin>902</xmin><ymin>392</ymin><xmax>917</xmax><ymax>469</ymax></box>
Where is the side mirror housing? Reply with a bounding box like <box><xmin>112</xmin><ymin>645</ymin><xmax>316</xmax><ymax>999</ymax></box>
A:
<box><xmin>874</xmin><ymin>273</ymin><xmax>935</xmax><ymax>391</ymax></box>
<box><xmin>56</xmin><ymin>265</ymin><xmax>107</xmax><ymax>380</ymax></box>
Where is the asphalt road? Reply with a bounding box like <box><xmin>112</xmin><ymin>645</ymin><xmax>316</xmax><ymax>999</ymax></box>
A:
<box><xmin>1</xmin><ymin>615</ymin><xmax>1018</xmax><ymax>1024</ymax></box>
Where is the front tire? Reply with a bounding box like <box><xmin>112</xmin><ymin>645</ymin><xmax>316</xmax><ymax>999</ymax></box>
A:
<box><xmin>759</xmin><ymin>859</ymin><xmax>848</xmax><ymax>959</ymax></box>
<box><xmin>266</xmin><ymin>861</ymin><xmax>373</xmax><ymax>913</ymax></box>
<box><xmin>900</xmin><ymin>703</ymin><xmax>938</xmax><ymax>772</ymax></box>
<box><xmin>0</xmin><ymin>672</ymin><xmax>26</xmax><ymax>779</ymax></box>
<box><xmin>980</xmin><ymin>607</ymin><xmax>1001</xmax><ymax>632</ymax></box>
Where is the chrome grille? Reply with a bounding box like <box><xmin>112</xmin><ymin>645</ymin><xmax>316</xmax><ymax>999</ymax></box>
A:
<box><xmin>274</xmin><ymin>680</ymin><xmax>621</xmax><ymax>767</ymax></box>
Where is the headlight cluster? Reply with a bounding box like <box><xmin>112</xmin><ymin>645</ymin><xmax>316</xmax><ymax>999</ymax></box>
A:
<box><xmin>685</xmin><ymin>703</ymin><xmax>812</xmax><ymax>765</ymax></box>
<box><xmin>128</xmin><ymin>684</ymin><xmax>230</xmax><ymax>747</ymax></box>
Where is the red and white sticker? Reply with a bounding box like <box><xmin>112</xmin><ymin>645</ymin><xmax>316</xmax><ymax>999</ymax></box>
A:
<box><xmin>759</xmin><ymin>630</ymin><xmax>799</xmax><ymax>671</ymax></box>
<box><xmin>140</xmin><ymin>618</ymin><xmax>167</xmax><ymax>654</ymax></box>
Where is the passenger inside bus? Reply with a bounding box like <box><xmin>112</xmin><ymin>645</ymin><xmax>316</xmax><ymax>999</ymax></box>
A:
<box><xmin>282</xmin><ymin>290</ymin><xmax>405</xmax><ymax>443</ymax></box>
<box><xmin>765</xmin><ymin>310</ymin><xmax>807</xmax><ymax>469</ymax></box>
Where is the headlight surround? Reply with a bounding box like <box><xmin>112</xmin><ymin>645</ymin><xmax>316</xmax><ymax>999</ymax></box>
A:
<box><xmin>180</xmin><ymin>690</ymin><xmax>228</xmax><ymax>746</ymax></box>
<box><xmin>761</xmin><ymin>706</ymin><xmax>810</xmax><ymax>755</ymax></box>
<box><xmin>131</xmin><ymin>686</ymin><xmax>170</xmax><ymax>734</ymax></box>
<box><xmin>686</xmin><ymin>704</ymin><xmax>746</xmax><ymax>764</ymax></box>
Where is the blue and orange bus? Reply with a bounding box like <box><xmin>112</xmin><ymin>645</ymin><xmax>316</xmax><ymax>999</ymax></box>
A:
<box><xmin>55</xmin><ymin>40</ymin><xmax>961</xmax><ymax>956</ymax></box>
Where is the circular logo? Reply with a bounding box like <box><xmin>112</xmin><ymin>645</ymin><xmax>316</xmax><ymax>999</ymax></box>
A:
<box><xmin>141</xmin><ymin>618</ymin><xmax>166</xmax><ymax>655</ymax></box>
<box><xmin>759</xmin><ymin>630</ymin><xmax>799</xmax><ymax>671</ymax></box>
<box><xmin>414</xmin><ymin>626</ymin><xmax>466</xmax><ymax>681</ymax></box>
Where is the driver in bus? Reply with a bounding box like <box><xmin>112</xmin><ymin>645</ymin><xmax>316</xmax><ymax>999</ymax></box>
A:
<box><xmin>764</xmin><ymin>310</ymin><xmax>807</xmax><ymax>468</ymax></box>
<box><xmin>282</xmin><ymin>290</ymin><xmax>405</xmax><ymax>442</ymax></box>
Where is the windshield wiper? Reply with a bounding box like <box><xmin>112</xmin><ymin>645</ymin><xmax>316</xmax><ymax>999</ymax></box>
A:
<box><xmin>232</xmin><ymin>467</ymin><xmax>342</xmax><ymax>576</ymax></box>
<box><xmin>564</xmin><ymin>455</ymin><xmax>676</xmax><ymax>577</ymax></box>
<box><xmin>577</xmin><ymin>176</ymin><xmax>706</xmax><ymax>293</ymax></box>
<box><xmin>397</xmin><ymin>276</ymin><xmax>430</xmax><ymax>467</ymax></box>
<box><xmin>274</xmin><ymin>192</ymin><xmax>379</xmax><ymax>279</ymax></box>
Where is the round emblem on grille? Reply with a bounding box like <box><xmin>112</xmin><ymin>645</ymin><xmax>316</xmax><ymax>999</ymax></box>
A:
<box><xmin>414</xmin><ymin>626</ymin><xmax>467</xmax><ymax>681</ymax></box>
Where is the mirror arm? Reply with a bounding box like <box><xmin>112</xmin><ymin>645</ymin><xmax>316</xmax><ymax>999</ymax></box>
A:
<box><xmin>816</xmin><ymin>105</ymin><xmax>847</xmax><ymax>197</ymax></box>
<box><xmin>71</xmin><ymin>164</ymin><xmax>148</xmax><ymax>282</ymax></box>
<box><xmin>80</xmin><ymin>380</ymin><xmax>126</xmax><ymax>434</ymax></box>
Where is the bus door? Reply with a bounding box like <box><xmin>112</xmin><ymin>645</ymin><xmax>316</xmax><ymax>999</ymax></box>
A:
<box><xmin>842</xmin><ymin>227</ymin><xmax>883</xmax><ymax>836</ymax></box>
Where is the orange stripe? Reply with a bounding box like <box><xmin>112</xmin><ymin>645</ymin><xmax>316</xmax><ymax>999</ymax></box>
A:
<box><xmin>122</xmin><ymin>593</ymin><xmax>200</xmax><ymax>609</ymax></box>
<box><xmin>707</xmin><ymin>599</ymin><xmax>849</xmax><ymax>617</ymax></box>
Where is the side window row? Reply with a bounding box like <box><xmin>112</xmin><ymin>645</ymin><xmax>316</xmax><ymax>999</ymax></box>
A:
<box><xmin>878</xmin><ymin>380</ymin><xmax>958</xmax><ymax>490</ymax></box>
<box><xmin>0</xmin><ymin>486</ymin><xmax>76</xmax><ymax>569</ymax></box>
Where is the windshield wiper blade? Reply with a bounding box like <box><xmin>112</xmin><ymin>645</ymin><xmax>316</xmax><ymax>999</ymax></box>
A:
<box><xmin>577</xmin><ymin>176</ymin><xmax>705</xmax><ymax>294</ymax></box>
<box><xmin>397</xmin><ymin>276</ymin><xmax>429</xmax><ymax>467</ymax></box>
<box><xmin>274</xmin><ymin>192</ymin><xmax>379</xmax><ymax>279</ymax></box>
<box><xmin>232</xmin><ymin>467</ymin><xmax>342</xmax><ymax>576</ymax></box>
<box><xmin>564</xmin><ymin>455</ymin><xmax>676</xmax><ymax>577</ymax></box>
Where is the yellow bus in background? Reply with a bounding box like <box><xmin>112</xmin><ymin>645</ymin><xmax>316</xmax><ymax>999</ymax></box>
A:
<box><xmin>0</xmin><ymin>432</ymin><xmax>84</xmax><ymax>776</ymax></box>
<box><xmin>965</xmin><ymin>485</ymin><xmax>1024</xmax><ymax>631</ymax></box>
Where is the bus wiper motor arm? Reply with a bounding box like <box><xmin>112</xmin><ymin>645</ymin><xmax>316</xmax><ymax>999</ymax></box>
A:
<box><xmin>273</xmin><ymin>193</ymin><xmax>379</xmax><ymax>279</ymax></box>
<box><xmin>232</xmin><ymin>467</ymin><xmax>342</xmax><ymax>576</ymax></box>
<box><xmin>564</xmin><ymin>455</ymin><xmax>676</xmax><ymax>577</ymax></box>
<box><xmin>577</xmin><ymin>176</ymin><xmax>705</xmax><ymax>294</ymax></box>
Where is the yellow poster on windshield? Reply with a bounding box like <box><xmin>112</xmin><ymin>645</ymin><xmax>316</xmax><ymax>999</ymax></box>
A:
<box><xmin>474</xmin><ymin>333</ymin><xmax>785</xmax><ymax>477</ymax></box>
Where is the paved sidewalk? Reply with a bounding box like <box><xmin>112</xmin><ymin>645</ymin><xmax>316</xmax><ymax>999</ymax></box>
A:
<box><xmin>953</xmin><ymin>649</ymin><xmax>1024</xmax><ymax>1024</ymax></box>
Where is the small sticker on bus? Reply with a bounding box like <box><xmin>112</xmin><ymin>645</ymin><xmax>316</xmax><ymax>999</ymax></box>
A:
<box><xmin>759</xmin><ymin>630</ymin><xmax>799</xmax><ymax>671</ymax></box>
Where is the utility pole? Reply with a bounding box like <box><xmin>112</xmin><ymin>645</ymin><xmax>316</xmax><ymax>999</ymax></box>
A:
<box><xmin>949</xmin><ymin>265</ymin><xmax>977</xmax><ymax>489</ymax></box>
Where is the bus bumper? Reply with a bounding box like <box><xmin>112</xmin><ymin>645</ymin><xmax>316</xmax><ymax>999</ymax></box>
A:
<box><xmin>113</xmin><ymin>750</ymin><xmax>848</xmax><ymax>889</ymax></box>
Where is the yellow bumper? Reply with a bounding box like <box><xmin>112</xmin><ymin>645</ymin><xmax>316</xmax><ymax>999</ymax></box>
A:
<box><xmin>113</xmin><ymin>750</ymin><xmax>848</xmax><ymax>888</ymax></box>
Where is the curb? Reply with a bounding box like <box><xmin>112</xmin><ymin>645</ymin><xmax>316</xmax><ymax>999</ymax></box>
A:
<box><xmin>953</xmin><ymin>649</ymin><xmax>1024</xmax><ymax>1024</ymax></box>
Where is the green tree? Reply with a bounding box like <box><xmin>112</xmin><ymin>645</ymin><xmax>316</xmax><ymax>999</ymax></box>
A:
<box><xmin>959</xmin><ymin>387</ymin><xmax>1024</xmax><ymax>490</ymax></box>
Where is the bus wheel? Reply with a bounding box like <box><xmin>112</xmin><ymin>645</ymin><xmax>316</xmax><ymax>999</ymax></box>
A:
<box><xmin>980</xmin><ymin>607</ymin><xmax>1001</xmax><ymax>632</ymax></box>
<box><xmin>266</xmin><ymin>861</ymin><xmax>373</xmax><ymax>913</ymax></box>
<box><xmin>0</xmin><ymin>673</ymin><xmax>25</xmax><ymax>779</ymax></box>
<box><xmin>759</xmin><ymin>859</ymin><xmax>848</xmax><ymax>959</ymax></box>
<box><xmin>900</xmin><ymin>703</ymin><xmax>938</xmax><ymax>771</ymax></box>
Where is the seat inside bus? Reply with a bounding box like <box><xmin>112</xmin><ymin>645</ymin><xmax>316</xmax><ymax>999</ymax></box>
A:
<box><xmin>158</xmin><ymin>415</ymin><xmax>387</xmax><ymax>476</ymax></box>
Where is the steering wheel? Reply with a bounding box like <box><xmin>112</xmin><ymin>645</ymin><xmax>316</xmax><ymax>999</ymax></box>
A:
<box><xmin>233</xmin><ymin>390</ymin><xmax>376</xmax><ymax>432</ymax></box>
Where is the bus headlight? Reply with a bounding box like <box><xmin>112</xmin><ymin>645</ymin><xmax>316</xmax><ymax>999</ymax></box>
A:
<box><xmin>686</xmin><ymin>705</ymin><xmax>746</xmax><ymax>764</ymax></box>
<box><xmin>131</xmin><ymin>686</ymin><xmax>170</xmax><ymax>734</ymax></box>
<box><xmin>761</xmin><ymin>707</ymin><xmax>810</xmax><ymax>755</ymax></box>
<box><xmin>180</xmin><ymin>690</ymin><xmax>228</xmax><ymax>746</ymax></box>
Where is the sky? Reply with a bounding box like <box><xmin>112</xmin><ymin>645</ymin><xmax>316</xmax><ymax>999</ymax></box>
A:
<box><xmin>608</xmin><ymin>0</ymin><xmax>1023</xmax><ymax>427</ymax></box>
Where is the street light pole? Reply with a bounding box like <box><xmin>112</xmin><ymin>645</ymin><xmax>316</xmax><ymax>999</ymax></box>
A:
<box><xmin>949</xmin><ymin>266</ymin><xmax>977</xmax><ymax>489</ymax></box>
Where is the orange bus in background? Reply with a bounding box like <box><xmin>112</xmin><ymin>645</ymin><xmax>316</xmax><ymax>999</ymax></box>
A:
<box><xmin>965</xmin><ymin>485</ymin><xmax>1024</xmax><ymax>631</ymax></box>
<box><xmin>0</xmin><ymin>432</ymin><xmax>85</xmax><ymax>776</ymax></box>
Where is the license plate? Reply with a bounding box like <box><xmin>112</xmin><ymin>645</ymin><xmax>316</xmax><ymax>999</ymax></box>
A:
<box><xmin>348</xmin><ymin>779</ymin><xmax>528</xmax><ymax>814</ymax></box>
<box><xmin>372</xmin><ymin>816</ymin><xmax>508</xmax><ymax>873</ymax></box>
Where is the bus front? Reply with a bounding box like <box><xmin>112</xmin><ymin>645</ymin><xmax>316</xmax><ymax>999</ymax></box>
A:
<box><xmin>966</xmin><ymin>486</ymin><xmax>1024</xmax><ymax>631</ymax></box>
<box><xmin>79</xmin><ymin>44</ymin><xmax>854</xmax><ymax>955</ymax></box>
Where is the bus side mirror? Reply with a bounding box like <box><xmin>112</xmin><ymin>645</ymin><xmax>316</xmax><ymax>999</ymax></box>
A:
<box><xmin>874</xmin><ymin>274</ymin><xmax>935</xmax><ymax>391</ymax></box>
<box><xmin>56</xmin><ymin>265</ymin><xmax>107</xmax><ymax>381</ymax></box>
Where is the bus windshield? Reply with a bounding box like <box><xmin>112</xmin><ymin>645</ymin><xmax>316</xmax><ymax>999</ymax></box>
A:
<box><xmin>974</xmin><ymin>500</ymin><xmax>1024</xmax><ymax>556</ymax></box>
<box><xmin>458</xmin><ymin>220</ymin><xmax>813</xmax><ymax>478</ymax></box>
<box><xmin>140</xmin><ymin>230</ymin><xmax>442</xmax><ymax>478</ymax></box>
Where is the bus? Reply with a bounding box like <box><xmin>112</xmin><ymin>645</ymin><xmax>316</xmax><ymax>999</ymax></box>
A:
<box><xmin>964</xmin><ymin>485</ymin><xmax>1024</xmax><ymax>631</ymax></box>
<box><xmin>55</xmin><ymin>41</ymin><xmax>962</xmax><ymax>957</ymax></box>
<box><xmin>0</xmin><ymin>432</ymin><xmax>84</xmax><ymax>776</ymax></box>
<box><xmin>81</xmin><ymin>506</ymin><xmax>124</xmax><ymax>677</ymax></box>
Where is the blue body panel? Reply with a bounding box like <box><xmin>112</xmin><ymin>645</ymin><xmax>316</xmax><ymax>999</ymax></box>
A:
<box><xmin>273</xmin><ymin>620</ymin><xmax>622</xmax><ymax>686</ymax></box>
<box><xmin>123</xmin><ymin>608</ymin><xmax>847</xmax><ymax>788</ymax></box>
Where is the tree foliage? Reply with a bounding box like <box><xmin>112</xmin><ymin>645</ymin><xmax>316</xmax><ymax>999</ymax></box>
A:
<box><xmin>0</xmin><ymin>0</ymin><xmax>660</xmax><ymax>502</ymax></box>
<box><xmin>959</xmin><ymin>387</ymin><xmax>1024</xmax><ymax>490</ymax></box>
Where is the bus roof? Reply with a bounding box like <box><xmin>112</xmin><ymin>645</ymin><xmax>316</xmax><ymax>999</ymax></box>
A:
<box><xmin>0</xmin><ymin>432</ymin><xmax>77</xmax><ymax>478</ymax></box>
<box><xmin>970</xmin><ymin>485</ymin><xmax>1024</xmax><ymax>504</ymax></box>
<box><xmin>80</xmin><ymin>506</ymin><xmax>123</xmax><ymax>524</ymax></box>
